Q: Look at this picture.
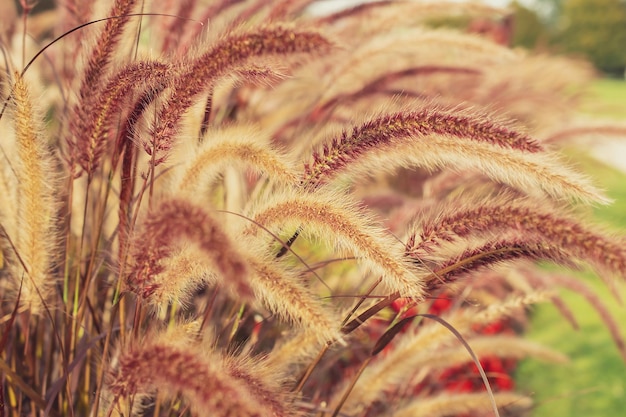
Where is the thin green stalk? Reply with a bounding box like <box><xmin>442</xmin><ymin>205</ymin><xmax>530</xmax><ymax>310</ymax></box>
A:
<box><xmin>62</xmin><ymin>177</ymin><xmax>74</xmax><ymax>305</ymax></box>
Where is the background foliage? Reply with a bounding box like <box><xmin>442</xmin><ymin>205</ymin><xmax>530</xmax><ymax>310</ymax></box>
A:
<box><xmin>512</xmin><ymin>0</ymin><xmax>626</xmax><ymax>74</ymax></box>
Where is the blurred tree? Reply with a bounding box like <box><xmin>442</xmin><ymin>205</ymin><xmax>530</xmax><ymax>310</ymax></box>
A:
<box><xmin>511</xmin><ymin>1</ymin><xmax>549</xmax><ymax>49</ymax></box>
<box><xmin>533</xmin><ymin>0</ymin><xmax>564</xmax><ymax>25</ymax></box>
<box><xmin>555</xmin><ymin>0</ymin><xmax>626</xmax><ymax>74</ymax></box>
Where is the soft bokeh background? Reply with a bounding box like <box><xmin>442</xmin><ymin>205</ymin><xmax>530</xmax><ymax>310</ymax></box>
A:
<box><xmin>312</xmin><ymin>2</ymin><xmax>626</xmax><ymax>416</ymax></box>
<box><xmin>515</xmin><ymin>77</ymin><xmax>626</xmax><ymax>417</ymax></box>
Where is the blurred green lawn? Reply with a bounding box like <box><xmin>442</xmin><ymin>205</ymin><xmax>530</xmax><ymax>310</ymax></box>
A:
<box><xmin>515</xmin><ymin>78</ymin><xmax>626</xmax><ymax>417</ymax></box>
<box><xmin>580</xmin><ymin>78</ymin><xmax>626</xmax><ymax>120</ymax></box>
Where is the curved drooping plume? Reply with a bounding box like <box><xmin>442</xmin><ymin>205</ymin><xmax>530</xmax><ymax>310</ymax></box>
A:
<box><xmin>107</xmin><ymin>331</ymin><xmax>290</xmax><ymax>417</ymax></box>
<box><xmin>304</xmin><ymin>110</ymin><xmax>607</xmax><ymax>204</ymax></box>
<box><xmin>127</xmin><ymin>198</ymin><xmax>252</xmax><ymax>302</ymax></box>
<box><xmin>146</xmin><ymin>25</ymin><xmax>333</xmax><ymax>166</ymax></box>
<box><xmin>247</xmin><ymin>190</ymin><xmax>425</xmax><ymax>297</ymax></box>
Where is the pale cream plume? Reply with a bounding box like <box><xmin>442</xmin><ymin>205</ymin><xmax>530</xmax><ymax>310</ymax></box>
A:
<box><xmin>247</xmin><ymin>189</ymin><xmax>425</xmax><ymax>297</ymax></box>
<box><xmin>308</xmin><ymin>128</ymin><xmax>608</xmax><ymax>204</ymax></box>
<box><xmin>9</xmin><ymin>73</ymin><xmax>58</xmax><ymax>313</ymax></box>
<box><xmin>171</xmin><ymin>124</ymin><xmax>298</xmax><ymax>196</ymax></box>
<box><xmin>393</xmin><ymin>392</ymin><xmax>532</xmax><ymax>417</ymax></box>
<box><xmin>248</xmin><ymin>254</ymin><xmax>342</xmax><ymax>344</ymax></box>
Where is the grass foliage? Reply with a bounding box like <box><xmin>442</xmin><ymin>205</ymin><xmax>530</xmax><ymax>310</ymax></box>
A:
<box><xmin>0</xmin><ymin>1</ymin><xmax>625</xmax><ymax>416</ymax></box>
<box><xmin>581</xmin><ymin>78</ymin><xmax>626</xmax><ymax>120</ymax></box>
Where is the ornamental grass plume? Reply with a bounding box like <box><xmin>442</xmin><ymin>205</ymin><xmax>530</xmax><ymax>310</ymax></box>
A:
<box><xmin>1</xmin><ymin>1</ymin><xmax>626</xmax><ymax>416</ymax></box>
<box><xmin>69</xmin><ymin>0</ymin><xmax>141</xmax><ymax>175</ymax></box>
<box><xmin>246</xmin><ymin>189</ymin><xmax>424</xmax><ymax>296</ymax></box>
<box><xmin>73</xmin><ymin>61</ymin><xmax>171</xmax><ymax>176</ymax></box>
<box><xmin>408</xmin><ymin>195</ymin><xmax>626</xmax><ymax>284</ymax></box>
<box><xmin>392</xmin><ymin>392</ymin><xmax>533</xmax><ymax>417</ymax></box>
<box><xmin>304</xmin><ymin>117</ymin><xmax>607</xmax><ymax>203</ymax></box>
<box><xmin>2</xmin><ymin>72</ymin><xmax>58</xmax><ymax>314</ymax></box>
<box><xmin>146</xmin><ymin>25</ymin><xmax>332</xmax><ymax>167</ymax></box>
<box><xmin>106</xmin><ymin>328</ymin><xmax>290</xmax><ymax>417</ymax></box>
<box><xmin>127</xmin><ymin>198</ymin><xmax>252</xmax><ymax>301</ymax></box>
<box><xmin>171</xmin><ymin>124</ymin><xmax>298</xmax><ymax>195</ymax></box>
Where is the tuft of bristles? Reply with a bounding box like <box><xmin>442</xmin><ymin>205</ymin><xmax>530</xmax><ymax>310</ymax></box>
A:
<box><xmin>7</xmin><ymin>73</ymin><xmax>58</xmax><ymax>314</ymax></box>
<box><xmin>146</xmin><ymin>25</ymin><xmax>333</xmax><ymax>166</ymax></box>
<box><xmin>127</xmin><ymin>198</ymin><xmax>252</xmax><ymax>302</ymax></box>
<box><xmin>69</xmin><ymin>0</ymin><xmax>140</xmax><ymax>174</ymax></box>
<box><xmin>247</xmin><ymin>252</ymin><xmax>343</xmax><ymax>345</ymax></box>
<box><xmin>393</xmin><ymin>392</ymin><xmax>533</xmax><ymax>417</ymax></box>
<box><xmin>247</xmin><ymin>189</ymin><xmax>426</xmax><ymax>297</ymax></box>
<box><xmin>408</xmin><ymin>196</ymin><xmax>626</xmax><ymax>286</ymax></box>
<box><xmin>107</xmin><ymin>330</ymin><xmax>290</xmax><ymax>417</ymax></box>
<box><xmin>172</xmin><ymin>124</ymin><xmax>298</xmax><ymax>196</ymax></box>
<box><xmin>304</xmin><ymin>108</ymin><xmax>543</xmax><ymax>187</ymax></box>
<box><xmin>303</xmin><ymin>109</ymin><xmax>608</xmax><ymax>204</ymax></box>
<box><xmin>73</xmin><ymin>61</ymin><xmax>170</xmax><ymax>176</ymax></box>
